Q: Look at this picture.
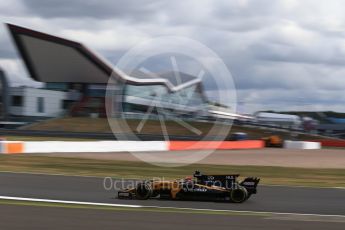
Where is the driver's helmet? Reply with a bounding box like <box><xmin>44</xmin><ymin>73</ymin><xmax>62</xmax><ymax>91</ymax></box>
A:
<box><xmin>193</xmin><ymin>170</ymin><xmax>202</xmax><ymax>177</ymax></box>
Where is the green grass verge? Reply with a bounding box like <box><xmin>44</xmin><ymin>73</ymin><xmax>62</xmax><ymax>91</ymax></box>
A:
<box><xmin>0</xmin><ymin>155</ymin><xmax>344</xmax><ymax>188</ymax></box>
<box><xmin>20</xmin><ymin>117</ymin><xmax>330</xmax><ymax>140</ymax></box>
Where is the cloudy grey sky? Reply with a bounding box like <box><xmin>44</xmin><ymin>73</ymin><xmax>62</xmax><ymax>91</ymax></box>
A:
<box><xmin>0</xmin><ymin>0</ymin><xmax>345</xmax><ymax>113</ymax></box>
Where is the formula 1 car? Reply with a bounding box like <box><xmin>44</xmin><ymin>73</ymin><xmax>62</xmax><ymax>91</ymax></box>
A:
<box><xmin>118</xmin><ymin>171</ymin><xmax>260</xmax><ymax>203</ymax></box>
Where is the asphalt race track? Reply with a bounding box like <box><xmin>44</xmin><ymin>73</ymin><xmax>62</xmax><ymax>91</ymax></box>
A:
<box><xmin>0</xmin><ymin>172</ymin><xmax>344</xmax><ymax>229</ymax></box>
<box><xmin>0</xmin><ymin>172</ymin><xmax>344</xmax><ymax>215</ymax></box>
<box><xmin>1</xmin><ymin>204</ymin><xmax>344</xmax><ymax>230</ymax></box>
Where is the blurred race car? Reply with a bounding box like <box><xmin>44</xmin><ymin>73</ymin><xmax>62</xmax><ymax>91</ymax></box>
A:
<box><xmin>118</xmin><ymin>171</ymin><xmax>260</xmax><ymax>203</ymax></box>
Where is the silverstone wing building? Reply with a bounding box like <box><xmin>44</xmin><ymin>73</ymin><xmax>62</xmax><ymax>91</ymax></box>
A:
<box><xmin>6</xmin><ymin>24</ymin><xmax>233</xmax><ymax>121</ymax></box>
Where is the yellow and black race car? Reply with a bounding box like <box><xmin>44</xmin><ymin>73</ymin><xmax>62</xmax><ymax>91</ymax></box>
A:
<box><xmin>118</xmin><ymin>171</ymin><xmax>260</xmax><ymax>203</ymax></box>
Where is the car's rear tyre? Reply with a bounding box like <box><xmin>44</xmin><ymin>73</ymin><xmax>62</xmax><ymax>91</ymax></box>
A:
<box><xmin>230</xmin><ymin>186</ymin><xmax>248</xmax><ymax>203</ymax></box>
<box><xmin>135</xmin><ymin>182</ymin><xmax>153</xmax><ymax>200</ymax></box>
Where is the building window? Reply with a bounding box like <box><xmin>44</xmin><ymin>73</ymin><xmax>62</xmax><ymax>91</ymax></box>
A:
<box><xmin>62</xmin><ymin>100</ymin><xmax>71</xmax><ymax>110</ymax></box>
<box><xmin>12</xmin><ymin>96</ymin><xmax>23</xmax><ymax>106</ymax></box>
<box><xmin>37</xmin><ymin>97</ymin><xmax>44</xmax><ymax>113</ymax></box>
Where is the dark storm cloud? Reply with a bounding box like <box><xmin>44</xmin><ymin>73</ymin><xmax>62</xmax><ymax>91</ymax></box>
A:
<box><xmin>22</xmin><ymin>0</ymin><xmax>162</xmax><ymax>21</ymax></box>
<box><xmin>251</xmin><ymin>43</ymin><xmax>345</xmax><ymax>66</ymax></box>
<box><xmin>0</xmin><ymin>25</ymin><xmax>18</xmax><ymax>59</ymax></box>
<box><xmin>1</xmin><ymin>0</ymin><xmax>345</xmax><ymax>112</ymax></box>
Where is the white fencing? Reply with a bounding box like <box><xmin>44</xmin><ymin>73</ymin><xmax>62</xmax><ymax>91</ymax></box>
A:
<box><xmin>1</xmin><ymin>140</ymin><xmax>322</xmax><ymax>153</ymax></box>
<box><xmin>283</xmin><ymin>140</ymin><xmax>321</xmax><ymax>150</ymax></box>
<box><xmin>23</xmin><ymin>141</ymin><xmax>168</xmax><ymax>153</ymax></box>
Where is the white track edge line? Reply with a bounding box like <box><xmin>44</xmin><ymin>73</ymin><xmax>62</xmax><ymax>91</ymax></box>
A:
<box><xmin>0</xmin><ymin>196</ymin><xmax>141</xmax><ymax>208</ymax></box>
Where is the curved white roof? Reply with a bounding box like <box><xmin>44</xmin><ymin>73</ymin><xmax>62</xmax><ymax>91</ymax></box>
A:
<box><xmin>7</xmin><ymin>24</ymin><xmax>201</xmax><ymax>93</ymax></box>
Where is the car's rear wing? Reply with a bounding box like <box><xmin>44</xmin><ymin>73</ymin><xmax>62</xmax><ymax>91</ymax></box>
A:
<box><xmin>240</xmin><ymin>177</ymin><xmax>260</xmax><ymax>195</ymax></box>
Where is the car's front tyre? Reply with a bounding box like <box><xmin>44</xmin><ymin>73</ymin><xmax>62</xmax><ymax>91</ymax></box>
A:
<box><xmin>135</xmin><ymin>182</ymin><xmax>153</xmax><ymax>200</ymax></box>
